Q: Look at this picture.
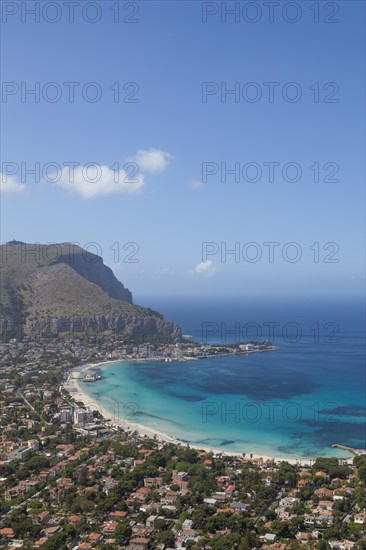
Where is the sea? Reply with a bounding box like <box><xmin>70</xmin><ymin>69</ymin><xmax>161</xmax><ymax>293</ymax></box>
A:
<box><xmin>79</xmin><ymin>296</ymin><xmax>366</xmax><ymax>461</ymax></box>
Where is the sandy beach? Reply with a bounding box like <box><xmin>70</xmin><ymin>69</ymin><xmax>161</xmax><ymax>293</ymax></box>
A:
<box><xmin>63</xmin><ymin>361</ymin><xmax>193</xmax><ymax>445</ymax></box>
<box><xmin>61</xmin><ymin>360</ymin><xmax>317</xmax><ymax>466</ymax></box>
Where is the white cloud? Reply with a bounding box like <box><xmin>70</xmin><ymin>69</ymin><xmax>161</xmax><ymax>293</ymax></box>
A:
<box><xmin>0</xmin><ymin>174</ymin><xmax>26</xmax><ymax>194</ymax></box>
<box><xmin>48</xmin><ymin>147</ymin><xmax>173</xmax><ymax>198</ymax></box>
<box><xmin>1</xmin><ymin>147</ymin><xmax>173</xmax><ymax>199</ymax></box>
<box><xmin>134</xmin><ymin>148</ymin><xmax>173</xmax><ymax>173</ymax></box>
<box><xmin>195</xmin><ymin>260</ymin><xmax>218</xmax><ymax>277</ymax></box>
<box><xmin>54</xmin><ymin>164</ymin><xmax>144</xmax><ymax>199</ymax></box>
<box><xmin>188</xmin><ymin>179</ymin><xmax>204</xmax><ymax>190</ymax></box>
<box><xmin>155</xmin><ymin>268</ymin><xmax>176</xmax><ymax>276</ymax></box>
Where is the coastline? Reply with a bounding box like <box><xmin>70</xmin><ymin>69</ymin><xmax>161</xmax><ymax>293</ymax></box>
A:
<box><xmin>63</xmin><ymin>361</ymin><xmax>193</xmax><ymax>447</ymax></box>
<box><xmin>62</xmin><ymin>360</ymin><xmax>320</xmax><ymax>466</ymax></box>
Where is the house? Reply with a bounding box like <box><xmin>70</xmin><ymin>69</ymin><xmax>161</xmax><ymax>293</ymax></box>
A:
<box><xmin>329</xmin><ymin>541</ymin><xmax>355</xmax><ymax>550</ymax></box>
<box><xmin>331</xmin><ymin>477</ymin><xmax>343</xmax><ymax>485</ymax></box>
<box><xmin>315</xmin><ymin>488</ymin><xmax>333</xmax><ymax>498</ymax></box>
<box><xmin>213</xmin><ymin>491</ymin><xmax>228</xmax><ymax>502</ymax></box>
<box><xmin>176</xmin><ymin>529</ymin><xmax>200</xmax><ymax>547</ymax></box>
<box><xmin>298</xmin><ymin>478</ymin><xmax>312</xmax><ymax>487</ymax></box>
<box><xmin>146</xmin><ymin>515</ymin><xmax>158</xmax><ymax>527</ymax></box>
<box><xmin>34</xmin><ymin>537</ymin><xmax>49</xmax><ymax>547</ymax></box>
<box><xmin>50</xmin><ymin>483</ymin><xmax>73</xmax><ymax>503</ymax></box>
<box><xmin>315</xmin><ymin>471</ymin><xmax>329</xmax><ymax>479</ymax></box>
<box><xmin>204</xmin><ymin>498</ymin><xmax>217</xmax><ymax>506</ymax></box>
<box><xmin>262</xmin><ymin>544</ymin><xmax>286</xmax><ymax>550</ymax></box>
<box><xmin>160</xmin><ymin>490</ymin><xmax>178</xmax><ymax>504</ymax></box>
<box><xmin>101</xmin><ymin>521</ymin><xmax>118</xmax><ymax>535</ymax></box>
<box><xmin>101</xmin><ymin>476</ymin><xmax>117</xmax><ymax>494</ymax></box>
<box><xmin>172</xmin><ymin>470</ymin><xmax>189</xmax><ymax>484</ymax></box>
<box><xmin>88</xmin><ymin>533</ymin><xmax>103</xmax><ymax>543</ymax></box>
<box><xmin>128</xmin><ymin>537</ymin><xmax>149</xmax><ymax>550</ymax></box>
<box><xmin>231</xmin><ymin>501</ymin><xmax>250</xmax><ymax>513</ymax></box>
<box><xmin>41</xmin><ymin>526</ymin><xmax>60</xmax><ymax>537</ymax></box>
<box><xmin>182</xmin><ymin>519</ymin><xmax>193</xmax><ymax>530</ymax></box>
<box><xmin>0</xmin><ymin>527</ymin><xmax>15</xmax><ymax>538</ymax></box>
<box><xmin>5</xmin><ymin>487</ymin><xmax>21</xmax><ymax>501</ymax></box>
<box><xmin>335</xmin><ymin>487</ymin><xmax>354</xmax><ymax>497</ymax></box>
<box><xmin>263</xmin><ymin>534</ymin><xmax>277</xmax><ymax>543</ymax></box>
<box><xmin>317</xmin><ymin>512</ymin><xmax>334</xmax><ymax>525</ymax></box>
<box><xmin>216</xmin><ymin>475</ymin><xmax>231</xmax><ymax>486</ymax></box>
<box><xmin>225</xmin><ymin>484</ymin><xmax>236</xmax><ymax>497</ymax></box>
<box><xmin>34</xmin><ymin>511</ymin><xmax>50</xmax><ymax>525</ymax></box>
<box><xmin>296</xmin><ymin>531</ymin><xmax>318</xmax><ymax>543</ymax></box>
<box><xmin>354</xmin><ymin>512</ymin><xmax>366</xmax><ymax>524</ymax></box>
<box><xmin>143</xmin><ymin>477</ymin><xmax>162</xmax><ymax>488</ymax></box>
<box><xmin>109</xmin><ymin>510</ymin><xmax>127</xmax><ymax>521</ymax></box>
<box><xmin>134</xmin><ymin>487</ymin><xmax>150</xmax><ymax>501</ymax></box>
<box><xmin>279</xmin><ymin>496</ymin><xmax>299</xmax><ymax>508</ymax></box>
<box><xmin>318</xmin><ymin>500</ymin><xmax>334</xmax><ymax>511</ymax></box>
<box><xmin>68</xmin><ymin>515</ymin><xmax>83</xmax><ymax>526</ymax></box>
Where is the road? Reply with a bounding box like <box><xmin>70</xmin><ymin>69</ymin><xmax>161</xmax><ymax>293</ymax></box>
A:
<box><xmin>254</xmin><ymin>486</ymin><xmax>284</xmax><ymax>527</ymax></box>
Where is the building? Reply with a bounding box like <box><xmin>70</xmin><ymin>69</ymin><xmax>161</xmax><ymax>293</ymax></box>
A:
<box><xmin>59</xmin><ymin>409</ymin><xmax>72</xmax><ymax>423</ymax></box>
<box><xmin>354</xmin><ymin>511</ymin><xmax>366</xmax><ymax>524</ymax></box>
<box><xmin>73</xmin><ymin>408</ymin><xmax>93</xmax><ymax>426</ymax></box>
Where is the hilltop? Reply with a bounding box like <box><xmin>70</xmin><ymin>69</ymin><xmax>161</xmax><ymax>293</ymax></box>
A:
<box><xmin>0</xmin><ymin>241</ymin><xmax>181</xmax><ymax>342</ymax></box>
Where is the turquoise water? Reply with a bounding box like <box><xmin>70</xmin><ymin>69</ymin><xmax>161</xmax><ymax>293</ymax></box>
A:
<box><xmin>80</xmin><ymin>298</ymin><xmax>366</xmax><ymax>460</ymax></box>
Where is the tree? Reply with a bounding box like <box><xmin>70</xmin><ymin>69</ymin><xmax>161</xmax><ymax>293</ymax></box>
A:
<box><xmin>192</xmin><ymin>504</ymin><xmax>214</xmax><ymax>529</ymax></box>
<box><xmin>271</xmin><ymin>520</ymin><xmax>292</xmax><ymax>538</ymax></box>
<box><xmin>70</xmin><ymin>496</ymin><xmax>94</xmax><ymax>514</ymax></box>
<box><xmin>275</xmin><ymin>461</ymin><xmax>298</xmax><ymax>487</ymax></box>
<box><xmin>354</xmin><ymin>455</ymin><xmax>366</xmax><ymax>481</ymax></box>
<box><xmin>0</xmin><ymin>499</ymin><xmax>10</xmax><ymax>515</ymax></box>
<box><xmin>115</xmin><ymin>522</ymin><xmax>132</xmax><ymax>545</ymax></box>
<box><xmin>154</xmin><ymin>529</ymin><xmax>175</xmax><ymax>547</ymax></box>
<box><xmin>41</xmin><ymin>532</ymin><xmax>68</xmax><ymax>550</ymax></box>
<box><xmin>313</xmin><ymin>457</ymin><xmax>350</xmax><ymax>479</ymax></box>
<box><xmin>317</xmin><ymin>540</ymin><xmax>331</xmax><ymax>550</ymax></box>
<box><xmin>28</xmin><ymin>500</ymin><xmax>44</xmax><ymax>510</ymax></box>
<box><xmin>10</xmin><ymin>515</ymin><xmax>41</xmax><ymax>539</ymax></box>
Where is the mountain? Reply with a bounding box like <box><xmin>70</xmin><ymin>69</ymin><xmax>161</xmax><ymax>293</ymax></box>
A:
<box><xmin>0</xmin><ymin>241</ymin><xmax>181</xmax><ymax>342</ymax></box>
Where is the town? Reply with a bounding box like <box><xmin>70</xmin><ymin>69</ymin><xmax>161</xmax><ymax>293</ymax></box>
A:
<box><xmin>0</xmin><ymin>335</ymin><xmax>278</xmax><ymax>370</ymax></box>
<box><xmin>0</xmin><ymin>337</ymin><xmax>365</xmax><ymax>549</ymax></box>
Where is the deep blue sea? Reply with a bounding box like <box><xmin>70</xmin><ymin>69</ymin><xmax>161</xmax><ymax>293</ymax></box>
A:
<box><xmin>81</xmin><ymin>297</ymin><xmax>366</xmax><ymax>461</ymax></box>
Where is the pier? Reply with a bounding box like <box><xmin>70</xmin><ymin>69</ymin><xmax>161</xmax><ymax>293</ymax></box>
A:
<box><xmin>331</xmin><ymin>444</ymin><xmax>365</xmax><ymax>456</ymax></box>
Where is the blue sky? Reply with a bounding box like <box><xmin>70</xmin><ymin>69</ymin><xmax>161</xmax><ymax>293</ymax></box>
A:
<box><xmin>1</xmin><ymin>0</ymin><xmax>365</xmax><ymax>301</ymax></box>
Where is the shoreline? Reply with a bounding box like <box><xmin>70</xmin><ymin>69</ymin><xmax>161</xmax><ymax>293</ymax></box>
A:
<box><xmin>64</xmin><ymin>361</ymin><xmax>194</xmax><ymax>448</ymax></box>
<box><xmin>62</xmin><ymin>359</ymin><xmax>353</xmax><ymax>467</ymax></box>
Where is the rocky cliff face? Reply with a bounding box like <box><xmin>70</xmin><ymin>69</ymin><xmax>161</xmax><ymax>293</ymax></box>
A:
<box><xmin>52</xmin><ymin>250</ymin><xmax>133</xmax><ymax>304</ymax></box>
<box><xmin>0</xmin><ymin>242</ymin><xmax>181</xmax><ymax>342</ymax></box>
<box><xmin>24</xmin><ymin>312</ymin><xmax>181</xmax><ymax>341</ymax></box>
